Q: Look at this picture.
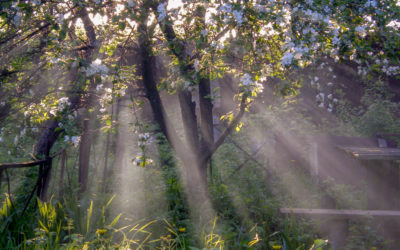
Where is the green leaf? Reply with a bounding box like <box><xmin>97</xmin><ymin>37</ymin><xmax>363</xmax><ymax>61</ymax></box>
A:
<box><xmin>109</xmin><ymin>213</ymin><xmax>121</xmax><ymax>227</ymax></box>
<box><xmin>86</xmin><ymin>201</ymin><xmax>93</xmax><ymax>234</ymax></box>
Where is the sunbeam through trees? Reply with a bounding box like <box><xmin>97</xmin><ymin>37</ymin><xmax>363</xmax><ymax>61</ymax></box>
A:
<box><xmin>0</xmin><ymin>0</ymin><xmax>400</xmax><ymax>249</ymax></box>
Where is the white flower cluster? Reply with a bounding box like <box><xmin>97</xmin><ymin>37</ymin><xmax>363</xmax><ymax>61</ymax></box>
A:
<box><xmin>58</xmin><ymin>97</ymin><xmax>71</xmax><ymax>112</ymax></box>
<box><xmin>386</xmin><ymin>20</ymin><xmax>400</xmax><ymax>29</ymax></box>
<box><xmin>217</xmin><ymin>4</ymin><xmax>245</xmax><ymax>25</ymax></box>
<box><xmin>157</xmin><ymin>2</ymin><xmax>167</xmax><ymax>22</ymax></box>
<box><xmin>85</xmin><ymin>59</ymin><xmax>108</xmax><ymax>77</ymax></box>
<box><xmin>302</xmin><ymin>27</ymin><xmax>318</xmax><ymax>41</ymax></box>
<box><xmin>98</xmin><ymin>87</ymin><xmax>113</xmax><ymax>113</ymax></box>
<box><xmin>310</xmin><ymin>76</ymin><xmax>320</xmax><ymax>88</ymax></box>
<box><xmin>365</xmin><ymin>0</ymin><xmax>377</xmax><ymax>8</ymax></box>
<box><xmin>64</xmin><ymin>135</ymin><xmax>80</xmax><ymax>147</ymax></box>
<box><xmin>316</xmin><ymin>92</ymin><xmax>337</xmax><ymax>112</ymax></box>
<box><xmin>193</xmin><ymin>59</ymin><xmax>200</xmax><ymax>72</ymax></box>
<box><xmin>240</xmin><ymin>74</ymin><xmax>264</xmax><ymax>94</ymax></box>
<box><xmin>357</xmin><ymin>65</ymin><xmax>367</xmax><ymax>77</ymax></box>
<box><xmin>276</xmin><ymin>7</ymin><xmax>292</xmax><ymax>29</ymax></box>
<box><xmin>382</xmin><ymin>64</ymin><xmax>399</xmax><ymax>76</ymax></box>
<box><xmin>254</xmin><ymin>4</ymin><xmax>266</xmax><ymax>13</ymax></box>
<box><xmin>316</xmin><ymin>92</ymin><xmax>324</xmax><ymax>103</ymax></box>
<box><xmin>303</xmin><ymin>9</ymin><xmax>329</xmax><ymax>23</ymax></box>
<box><xmin>56</xmin><ymin>14</ymin><xmax>64</xmax><ymax>25</ymax></box>
<box><xmin>127</xmin><ymin>0</ymin><xmax>135</xmax><ymax>8</ymax></box>
<box><xmin>355</xmin><ymin>25</ymin><xmax>367</xmax><ymax>38</ymax></box>
<box><xmin>200</xmin><ymin>29</ymin><xmax>208</xmax><ymax>37</ymax></box>
<box><xmin>281</xmin><ymin>52</ymin><xmax>294</xmax><ymax>66</ymax></box>
<box><xmin>31</xmin><ymin>0</ymin><xmax>41</xmax><ymax>6</ymax></box>
<box><xmin>219</xmin><ymin>3</ymin><xmax>233</xmax><ymax>14</ymax></box>
<box><xmin>13</xmin><ymin>11</ymin><xmax>23</xmax><ymax>26</ymax></box>
<box><xmin>138</xmin><ymin>132</ymin><xmax>151</xmax><ymax>147</ymax></box>
<box><xmin>311</xmin><ymin>73</ymin><xmax>338</xmax><ymax>113</ymax></box>
<box><xmin>232</xmin><ymin>9</ymin><xmax>244</xmax><ymax>25</ymax></box>
<box><xmin>210</xmin><ymin>41</ymin><xmax>224</xmax><ymax>50</ymax></box>
<box><xmin>281</xmin><ymin>37</ymin><xmax>310</xmax><ymax>66</ymax></box>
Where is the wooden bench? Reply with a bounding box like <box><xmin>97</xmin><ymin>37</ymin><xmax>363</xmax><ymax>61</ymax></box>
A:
<box><xmin>280</xmin><ymin>208</ymin><xmax>400</xmax><ymax>249</ymax></box>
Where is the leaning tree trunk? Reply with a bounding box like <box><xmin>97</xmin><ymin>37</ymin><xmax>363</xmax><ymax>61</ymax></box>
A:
<box><xmin>33</xmin><ymin>7</ymin><xmax>99</xmax><ymax>201</ymax></box>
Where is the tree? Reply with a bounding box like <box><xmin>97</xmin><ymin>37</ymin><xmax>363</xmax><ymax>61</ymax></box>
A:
<box><xmin>1</xmin><ymin>0</ymin><xmax>399</xmax><ymax>202</ymax></box>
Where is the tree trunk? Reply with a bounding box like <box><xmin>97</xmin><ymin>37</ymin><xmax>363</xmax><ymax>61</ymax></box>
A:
<box><xmin>34</xmin><ymin>119</ymin><xmax>62</xmax><ymax>201</ymax></box>
<box><xmin>31</xmin><ymin>6</ymin><xmax>98</xmax><ymax>201</ymax></box>
<box><xmin>58</xmin><ymin>150</ymin><xmax>66</xmax><ymax>198</ymax></box>
<box><xmin>102</xmin><ymin>130</ymin><xmax>110</xmax><ymax>192</ymax></box>
<box><xmin>199</xmin><ymin>77</ymin><xmax>214</xmax><ymax>183</ymax></box>
<box><xmin>78</xmin><ymin>118</ymin><xmax>92</xmax><ymax>194</ymax></box>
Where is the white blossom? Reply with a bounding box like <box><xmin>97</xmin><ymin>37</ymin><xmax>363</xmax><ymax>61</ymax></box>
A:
<box><xmin>316</xmin><ymin>93</ymin><xmax>325</xmax><ymax>102</ymax></box>
<box><xmin>13</xmin><ymin>11</ymin><xmax>23</xmax><ymax>26</ymax></box>
<box><xmin>200</xmin><ymin>29</ymin><xmax>208</xmax><ymax>37</ymax></box>
<box><xmin>355</xmin><ymin>26</ymin><xmax>367</xmax><ymax>38</ymax></box>
<box><xmin>281</xmin><ymin>52</ymin><xmax>293</xmax><ymax>66</ymax></box>
<box><xmin>71</xmin><ymin>136</ymin><xmax>80</xmax><ymax>147</ymax></box>
<box><xmin>157</xmin><ymin>2</ymin><xmax>167</xmax><ymax>22</ymax></box>
<box><xmin>365</xmin><ymin>0</ymin><xmax>377</xmax><ymax>8</ymax></box>
<box><xmin>85</xmin><ymin>59</ymin><xmax>108</xmax><ymax>77</ymax></box>
<box><xmin>219</xmin><ymin>4</ymin><xmax>233</xmax><ymax>14</ymax></box>
<box><xmin>241</xmin><ymin>74</ymin><xmax>252</xmax><ymax>86</ymax></box>
<box><xmin>386</xmin><ymin>20</ymin><xmax>400</xmax><ymax>29</ymax></box>
<box><xmin>127</xmin><ymin>0</ymin><xmax>135</xmax><ymax>8</ymax></box>
<box><xmin>58</xmin><ymin>97</ymin><xmax>71</xmax><ymax>111</ymax></box>
<box><xmin>194</xmin><ymin>59</ymin><xmax>200</xmax><ymax>72</ymax></box>
<box><xmin>232</xmin><ymin>10</ymin><xmax>244</xmax><ymax>25</ymax></box>
<box><xmin>240</xmin><ymin>74</ymin><xmax>264</xmax><ymax>94</ymax></box>
<box><xmin>20</xmin><ymin>128</ymin><xmax>26</xmax><ymax>137</ymax></box>
<box><xmin>56</xmin><ymin>14</ymin><xmax>64</xmax><ymax>25</ymax></box>
<box><xmin>96</xmin><ymin>84</ymin><xmax>103</xmax><ymax>92</ymax></box>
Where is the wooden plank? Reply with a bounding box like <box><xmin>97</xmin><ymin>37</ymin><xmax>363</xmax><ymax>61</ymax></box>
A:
<box><xmin>0</xmin><ymin>159</ymin><xmax>48</xmax><ymax>170</ymax></box>
<box><xmin>280</xmin><ymin>208</ymin><xmax>400</xmax><ymax>219</ymax></box>
<box><xmin>338</xmin><ymin>146</ymin><xmax>400</xmax><ymax>160</ymax></box>
<box><xmin>0</xmin><ymin>149</ymin><xmax>64</xmax><ymax>171</ymax></box>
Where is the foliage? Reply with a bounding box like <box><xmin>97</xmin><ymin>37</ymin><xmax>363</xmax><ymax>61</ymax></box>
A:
<box><xmin>0</xmin><ymin>0</ymin><xmax>399</xmax><ymax>249</ymax></box>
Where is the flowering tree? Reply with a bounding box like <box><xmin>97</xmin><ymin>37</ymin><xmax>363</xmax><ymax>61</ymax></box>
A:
<box><xmin>0</xmin><ymin>0</ymin><xmax>399</xmax><ymax>199</ymax></box>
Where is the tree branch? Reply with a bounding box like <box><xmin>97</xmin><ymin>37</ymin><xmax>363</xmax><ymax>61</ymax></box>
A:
<box><xmin>200</xmin><ymin>98</ymin><xmax>247</xmax><ymax>166</ymax></box>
